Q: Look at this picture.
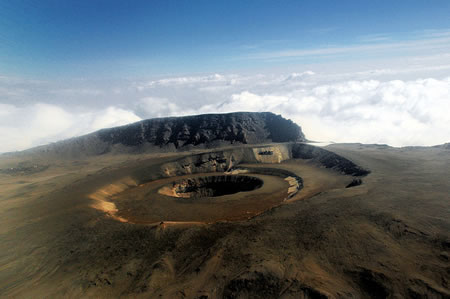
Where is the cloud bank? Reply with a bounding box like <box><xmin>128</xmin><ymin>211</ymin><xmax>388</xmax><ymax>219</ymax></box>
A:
<box><xmin>0</xmin><ymin>104</ymin><xmax>141</xmax><ymax>152</ymax></box>
<box><xmin>1</xmin><ymin>70</ymin><xmax>449</xmax><ymax>152</ymax></box>
<box><xmin>134</xmin><ymin>75</ymin><xmax>450</xmax><ymax>147</ymax></box>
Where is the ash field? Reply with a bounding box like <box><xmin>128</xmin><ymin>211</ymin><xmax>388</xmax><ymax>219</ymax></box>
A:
<box><xmin>0</xmin><ymin>112</ymin><xmax>449</xmax><ymax>298</ymax></box>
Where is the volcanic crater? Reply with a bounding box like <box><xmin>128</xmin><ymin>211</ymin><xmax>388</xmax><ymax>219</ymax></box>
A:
<box><xmin>11</xmin><ymin>113</ymin><xmax>450</xmax><ymax>298</ymax></box>
<box><xmin>86</xmin><ymin>142</ymin><xmax>368</xmax><ymax>225</ymax></box>
<box><xmin>159</xmin><ymin>175</ymin><xmax>264</xmax><ymax>198</ymax></box>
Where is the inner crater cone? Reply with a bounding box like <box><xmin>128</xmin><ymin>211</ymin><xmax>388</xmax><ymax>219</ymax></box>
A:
<box><xmin>164</xmin><ymin>175</ymin><xmax>264</xmax><ymax>198</ymax></box>
<box><xmin>114</xmin><ymin>172</ymin><xmax>292</xmax><ymax>224</ymax></box>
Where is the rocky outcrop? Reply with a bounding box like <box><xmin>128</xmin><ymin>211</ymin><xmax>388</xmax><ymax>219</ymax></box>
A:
<box><xmin>25</xmin><ymin>112</ymin><xmax>306</xmax><ymax>157</ymax></box>
<box><xmin>96</xmin><ymin>112</ymin><xmax>304</xmax><ymax>147</ymax></box>
<box><xmin>291</xmin><ymin>143</ymin><xmax>370</xmax><ymax>176</ymax></box>
<box><xmin>0</xmin><ymin>162</ymin><xmax>48</xmax><ymax>176</ymax></box>
<box><xmin>346</xmin><ymin>178</ymin><xmax>363</xmax><ymax>188</ymax></box>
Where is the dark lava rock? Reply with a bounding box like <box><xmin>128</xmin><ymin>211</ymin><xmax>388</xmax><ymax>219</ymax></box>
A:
<box><xmin>0</xmin><ymin>162</ymin><xmax>49</xmax><ymax>176</ymax></box>
<box><xmin>346</xmin><ymin>179</ymin><xmax>363</xmax><ymax>188</ymax></box>
<box><xmin>291</xmin><ymin>143</ymin><xmax>370</xmax><ymax>176</ymax></box>
<box><xmin>258</xmin><ymin>150</ymin><xmax>274</xmax><ymax>155</ymax></box>
<box><xmin>96</xmin><ymin>112</ymin><xmax>304</xmax><ymax>147</ymax></box>
<box><xmin>25</xmin><ymin>112</ymin><xmax>306</xmax><ymax>157</ymax></box>
<box><xmin>348</xmin><ymin>268</ymin><xmax>390</xmax><ymax>298</ymax></box>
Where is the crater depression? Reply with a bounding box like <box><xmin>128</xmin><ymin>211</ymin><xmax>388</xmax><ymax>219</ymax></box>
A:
<box><xmin>87</xmin><ymin>142</ymin><xmax>368</xmax><ymax>225</ymax></box>
<box><xmin>158</xmin><ymin>175</ymin><xmax>264</xmax><ymax>198</ymax></box>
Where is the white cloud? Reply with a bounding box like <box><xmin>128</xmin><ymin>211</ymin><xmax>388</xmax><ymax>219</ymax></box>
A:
<box><xmin>136</xmin><ymin>73</ymin><xmax>230</xmax><ymax>90</ymax></box>
<box><xmin>284</xmin><ymin>71</ymin><xmax>315</xmax><ymax>80</ymax></box>
<box><xmin>1</xmin><ymin>68</ymin><xmax>450</xmax><ymax>152</ymax></box>
<box><xmin>136</xmin><ymin>97</ymin><xmax>197</xmax><ymax>118</ymax></box>
<box><xmin>49</xmin><ymin>88</ymin><xmax>104</xmax><ymax>96</ymax></box>
<box><xmin>132</xmin><ymin>74</ymin><xmax>450</xmax><ymax>147</ymax></box>
<box><xmin>89</xmin><ymin>107</ymin><xmax>142</xmax><ymax>131</ymax></box>
<box><xmin>0</xmin><ymin>104</ymin><xmax>141</xmax><ymax>152</ymax></box>
<box><xmin>207</xmin><ymin>78</ymin><xmax>450</xmax><ymax>146</ymax></box>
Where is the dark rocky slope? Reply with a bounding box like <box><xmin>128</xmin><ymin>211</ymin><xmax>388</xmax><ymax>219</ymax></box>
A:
<box><xmin>25</xmin><ymin>112</ymin><xmax>306</xmax><ymax>157</ymax></box>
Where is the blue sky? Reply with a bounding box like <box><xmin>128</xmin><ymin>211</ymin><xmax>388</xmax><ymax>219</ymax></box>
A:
<box><xmin>1</xmin><ymin>0</ymin><xmax>450</xmax><ymax>78</ymax></box>
<box><xmin>1</xmin><ymin>1</ymin><xmax>450</xmax><ymax>151</ymax></box>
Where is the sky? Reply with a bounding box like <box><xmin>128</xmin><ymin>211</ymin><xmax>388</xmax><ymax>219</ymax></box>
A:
<box><xmin>1</xmin><ymin>0</ymin><xmax>450</xmax><ymax>152</ymax></box>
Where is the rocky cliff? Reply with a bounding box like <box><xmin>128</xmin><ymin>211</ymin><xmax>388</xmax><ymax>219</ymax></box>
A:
<box><xmin>26</xmin><ymin>112</ymin><xmax>306</xmax><ymax>157</ymax></box>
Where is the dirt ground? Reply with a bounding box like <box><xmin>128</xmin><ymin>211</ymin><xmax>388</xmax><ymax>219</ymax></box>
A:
<box><xmin>0</xmin><ymin>143</ymin><xmax>449</xmax><ymax>298</ymax></box>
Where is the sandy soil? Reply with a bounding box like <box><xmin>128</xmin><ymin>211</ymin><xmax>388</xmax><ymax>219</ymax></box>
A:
<box><xmin>0</xmin><ymin>143</ymin><xmax>449</xmax><ymax>298</ymax></box>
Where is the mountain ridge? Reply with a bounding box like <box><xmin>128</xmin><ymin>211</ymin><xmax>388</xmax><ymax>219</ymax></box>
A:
<box><xmin>20</xmin><ymin>112</ymin><xmax>306</xmax><ymax>157</ymax></box>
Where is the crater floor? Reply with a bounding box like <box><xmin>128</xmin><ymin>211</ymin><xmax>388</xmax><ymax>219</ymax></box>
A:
<box><xmin>114</xmin><ymin>173</ymin><xmax>289</xmax><ymax>223</ymax></box>
<box><xmin>159</xmin><ymin>175</ymin><xmax>264</xmax><ymax>198</ymax></box>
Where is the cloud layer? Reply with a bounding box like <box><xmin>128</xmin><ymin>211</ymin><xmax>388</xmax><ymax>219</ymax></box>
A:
<box><xmin>0</xmin><ymin>104</ymin><xmax>141</xmax><ymax>152</ymax></box>
<box><xmin>218</xmin><ymin>78</ymin><xmax>450</xmax><ymax>146</ymax></box>
<box><xmin>1</xmin><ymin>70</ymin><xmax>449</xmax><ymax>152</ymax></box>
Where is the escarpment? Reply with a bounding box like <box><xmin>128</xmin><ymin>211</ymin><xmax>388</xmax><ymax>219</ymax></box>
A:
<box><xmin>23</xmin><ymin>112</ymin><xmax>306</xmax><ymax>158</ymax></box>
